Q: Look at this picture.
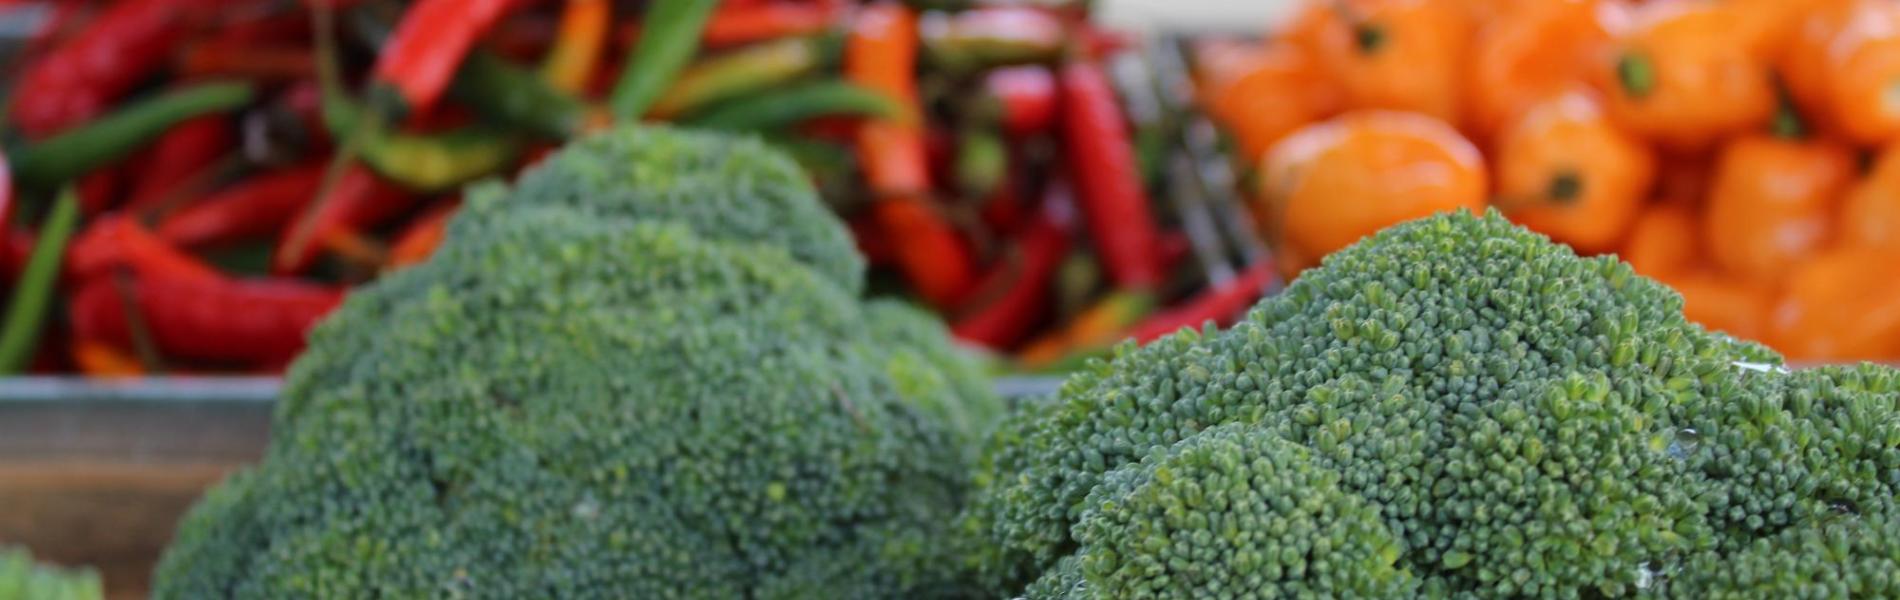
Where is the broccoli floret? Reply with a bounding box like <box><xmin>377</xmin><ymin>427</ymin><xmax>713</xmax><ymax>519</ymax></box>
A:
<box><xmin>157</xmin><ymin>204</ymin><xmax>973</xmax><ymax>597</ymax></box>
<box><xmin>0</xmin><ymin>546</ymin><xmax>102</xmax><ymax>600</ymax></box>
<box><xmin>1666</xmin><ymin>514</ymin><xmax>1900</xmax><ymax>598</ymax></box>
<box><xmin>1072</xmin><ymin>424</ymin><xmax>1416</xmax><ymax>599</ymax></box>
<box><xmin>966</xmin><ymin>210</ymin><xmax>1900</xmax><ymax>598</ymax></box>
<box><xmin>864</xmin><ymin>299</ymin><xmax>1005</xmax><ymax>449</ymax></box>
<box><xmin>452</xmin><ymin>125</ymin><xmax>865</xmax><ymax>293</ymax></box>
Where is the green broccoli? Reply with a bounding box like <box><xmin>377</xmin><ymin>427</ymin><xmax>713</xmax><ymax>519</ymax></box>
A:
<box><xmin>0</xmin><ymin>547</ymin><xmax>101</xmax><ymax>600</ymax></box>
<box><xmin>863</xmin><ymin>299</ymin><xmax>1005</xmax><ymax>450</ymax></box>
<box><xmin>1667</xmin><ymin>512</ymin><xmax>1900</xmax><ymax>598</ymax></box>
<box><xmin>451</xmin><ymin>125</ymin><xmax>866</xmax><ymax>293</ymax></box>
<box><xmin>157</xmin><ymin>127</ymin><xmax>995</xmax><ymax>598</ymax></box>
<box><xmin>966</xmin><ymin>210</ymin><xmax>1900</xmax><ymax>598</ymax></box>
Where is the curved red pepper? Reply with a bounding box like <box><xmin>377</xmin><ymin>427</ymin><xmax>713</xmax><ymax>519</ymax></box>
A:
<box><xmin>10</xmin><ymin>0</ymin><xmax>191</xmax><ymax>137</ymax></box>
<box><xmin>125</xmin><ymin>115</ymin><xmax>233</xmax><ymax>213</ymax></box>
<box><xmin>1060</xmin><ymin>60</ymin><xmax>1162</xmax><ymax>290</ymax></box>
<box><xmin>1128</xmin><ymin>262</ymin><xmax>1277</xmax><ymax>343</ymax></box>
<box><xmin>952</xmin><ymin>215</ymin><xmax>1070</xmax><ymax>349</ymax></box>
<box><xmin>271</xmin><ymin>165</ymin><xmax>413</xmax><ymax>274</ymax></box>
<box><xmin>67</xmin><ymin>216</ymin><xmax>225</xmax><ymax>283</ymax></box>
<box><xmin>70</xmin><ymin>275</ymin><xmax>343</xmax><ymax>367</ymax></box>
<box><xmin>158</xmin><ymin>163</ymin><xmax>327</xmax><ymax>250</ymax></box>
<box><xmin>370</xmin><ymin>0</ymin><xmax>520</xmax><ymax>118</ymax></box>
<box><xmin>873</xmin><ymin>196</ymin><xmax>977</xmax><ymax>308</ymax></box>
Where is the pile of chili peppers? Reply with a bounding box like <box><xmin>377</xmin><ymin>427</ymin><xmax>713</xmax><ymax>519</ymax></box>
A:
<box><xmin>0</xmin><ymin>0</ymin><xmax>1275</xmax><ymax>377</ymax></box>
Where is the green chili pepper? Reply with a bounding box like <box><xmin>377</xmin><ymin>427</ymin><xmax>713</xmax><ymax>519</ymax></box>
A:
<box><xmin>449</xmin><ymin>50</ymin><xmax>591</xmax><ymax>140</ymax></box>
<box><xmin>8</xmin><ymin>83</ymin><xmax>255</xmax><ymax>189</ymax></box>
<box><xmin>684</xmin><ymin>81</ymin><xmax>900</xmax><ymax>131</ymax></box>
<box><xmin>609</xmin><ymin>0</ymin><xmax>720</xmax><ymax>120</ymax></box>
<box><xmin>651</xmin><ymin>33</ymin><xmax>844</xmax><ymax>119</ymax></box>
<box><xmin>0</xmin><ymin>186</ymin><xmax>79</xmax><ymax>374</ymax></box>
<box><xmin>322</xmin><ymin>97</ymin><xmax>520</xmax><ymax>192</ymax></box>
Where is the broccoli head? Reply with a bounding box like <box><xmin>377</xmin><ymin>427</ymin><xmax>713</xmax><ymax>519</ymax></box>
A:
<box><xmin>1</xmin><ymin>546</ymin><xmax>102</xmax><ymax>600</ymax></box>
<box><xmin>967</xmin><ymin>210</ymin><xmax>1900</xmax><ymax>598</ymax></box>
<box><xmin>156</xmin><ymin>207</ymin><xmax>975</xmax><ymax>596</ymax></box>
<box><xmin>452</xmin><ymin>125</ymin><xmax>866</xmax><ymax>293</ymax></box>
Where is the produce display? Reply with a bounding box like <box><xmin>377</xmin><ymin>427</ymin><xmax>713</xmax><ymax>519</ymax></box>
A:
<box><xmin>0</xmin><ymin>546</ymin><xmax>101</xmax><ymax>600</ymax></box>
<box><xmin>1198</xmin><ymin>0</ymin><xmax>1900</xmax><ymax>362</ymax></box>
<box><xmin>0</xmin><ymin>0</ymin><xmax>1270</xmax><ymax>378</ymax></box>
<box><xmin>148</xmin><ymin>127</ymin><xmax>1900</xmax><ymax>596</ymax></box>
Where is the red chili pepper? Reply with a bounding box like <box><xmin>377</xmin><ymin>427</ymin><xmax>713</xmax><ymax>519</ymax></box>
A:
<box><xmin>386</xmin><ymin>201</ymin><xmax>459</xmax><ymax>269</ymax></box>
<box><xmin>848</xmin><ymin>213</ymin><xmax>894</xmax><ymax>267</ymax></box>
<box><xmin>985</xmin><ymin>66</ymin><xmax>1058</xmax><ymax>137</ymax></box>
<box><xmin>67</xmin><ymin>216</ymin><xmax>225</xmax><ymax>283</ymax></box>
<box><xmin>123</xmin><ymin>115</ymin><xmax>232</xmax><ymax>213</ymax></box>
<box><xmin>158</xmin><ymin>164</ymin><xmax>327</xmax><ymax>250</ymax></box>
<box><xmin>2</xmin><ymin>230</ymin><xmax>30</xmax><ymax>284</ymax></box>
<box><xmin>1128</xmin><ymin>262</ymin><xmax>1277</xmax><ymax>344</ymax></box>
<box><xmin>952</xmin><ymin>215</ymin><xmax>1070</xmax><ymax>349</ymax></box>
<box><xmin>1060</xmin><ymin>60</ymin><xmax>1162</xmax><ymax>290</ymax></box>
<box><xmin>370</xmin><ymin>0</ymin><xmax>521</xmax><ymax>119</ymax></box>
<box><xmin>76</xmin><ymin>169</ymin><xmax>122</xmax><ymax>216</ymax></box>
<box><xmin>176</xmin><ymin>41</ymin><xmax>315</xmax><ymax>81</ymax></box>
<box><xmin>70</xmin><ymin>274</ymin><xmax>343</xmax><ymax>367</ymax></box>
<box><xmin>9</xmin><ymin>0</ymin><xmax>193</xmax><ymax>137</ymax></box>
<box><xmin>847</xmin><ymin>2</ymin><xmax>929</xmax><ymax>196</ymax></box>
<box><xmin>271</xmin><ymin>165</ymin><xmax>413</xmax><ymax>274</ymax></box>
<box><xmin>703</xmin><ymin>0</ymin><xmax>842</xmax><ymax>49</ymax></box>
<box><xmin>874</xmin><ymin>196</ymin><xmax>977</xmax><ymax>308</ymax></box>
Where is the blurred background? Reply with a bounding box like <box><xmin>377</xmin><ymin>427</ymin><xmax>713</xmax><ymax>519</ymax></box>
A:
<box><xmin>3</xmin><ymin>0</ymin><xmax>1899</xmax><ymax>596</ymax></box>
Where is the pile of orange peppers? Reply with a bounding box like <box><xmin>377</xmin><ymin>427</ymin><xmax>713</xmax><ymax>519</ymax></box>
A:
<box><xmin>1198</xmin><ymin>0</ymin><xmax>1900</xmax><ymax>362</ymax></box>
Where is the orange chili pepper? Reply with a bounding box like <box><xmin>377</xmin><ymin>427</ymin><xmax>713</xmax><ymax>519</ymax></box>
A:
<box><xmin>1310</xmin><ymin>0</ymin><xmax>1471</xmax><ymax>123</ymax></box>
<box><xmin>1601</xmin><ymin>0</ymin><xmax>1777</xmax><ymax>150</ymax></box>
<box><xmin>1767</xmin><ymin>248</ymin><xmax>1900</xmax><ymax>361</ymax></box>
<box><xmin>1664</xmin><ymin>273</ymin><xmax>1773</xmax><ymax>343</ymax></box>
<box><xmin>1494</xmin><ymin>91</ymin><xmax>1655</xmax><ymax>254</ymax></box>
<box><xmin>540</xmin><ymin>0</ymin><xmax>611</xmax><ymax>94</ymax></box>
<box><xmin>1465</xmin><ymin>0</ymin><xmax>1613</xmax><ymax>139</ymax></box>
<box><xmin>1258</xmin><ymin>110</ymin><xmax>1486</xmax><ymax>274</ymax></box>
<box><xmin>1777</xmin><ymin>0</ymin><xmax>1859</xmax><ymax>135</ymax></box>
<box><xmin>387</xmin><ymin>201</ymin><xmax>460</xmax><ymax>270</ymax></box>
<box><xmin>1841</xmin><ymin>145</ymin><xmax>1900</xmax><ymax>254</ymax></box>
<box><xmin>71</xmin><ymin>339</ymin><xmax>145</xmax><ymax>378</ymax></box>
<box><xmin>1205</xmin><ymin>44</ymin><xmax>1341</xmax><ymax>164</ymax></box>
<box><xmin>1704</xmin><ymin>135</ymin><xmax>1854</xmax><ymax>283</ymax></box>
<box><xmin>1619</xmin><ymin>203</ymin><xmax>1700</xmax><ymax>281</ymax></box>
<box><xmin>847</xmin><ymin>2</ymin><xmax>928</xmax><ymax>197</ymax></box>
<box><xmin>1819</xmin><ymin>1</ymin><xmax>1900</xmax><ymax>145</ymax></box>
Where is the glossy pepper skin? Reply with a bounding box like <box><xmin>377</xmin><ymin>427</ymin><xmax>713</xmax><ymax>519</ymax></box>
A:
<box><xmin>1259</xmin><ymin>110</ymin><xmax>1485</xmax><ymax>274</ymax></box>
<box><xmin>952</xmin><ymin>214</ymin><xmax>1070</xmax><ymax>349</ymax></box>
<box><xmin>848</xmin><ymin>3</ymin><xmax>930</xmax><ymax>197</ymax></box>
<box><xmin>1310</xmin><ymin>0</ymin><xmax>1470</xmax><ymax>123</ymax></box>
<box><xmin>9</xmin><ymin>0</ymin><xmax>202</xmax><ymax>137</ymax></box>
<box><xmin>157</xmin><ymin>163</ymin><xmax>328</xmax><ymax>250</ymax></box>
<box><xmin>1703</xmin><ymin>135</ymin><xmax>1854</xmax><ymax>283</ymax></box>
<box><xmin>368</xmin><ymin>0</ymin><xmax>519</xmax><ymax>119</ymax></box>
<box><xmin>124</xmin><ymin>115</ymin><xmax>234</xmax><ymax>213</ymax></box>
<box><xmin>1840</xmin><ymin>144</ymin><xmax>1900</xmax><ymax>253</ymax></box>
<box><xmin>1059</xmin><ymin>60</ymin><xmax>1163</xmax><ymax>291</ymax></box>
<box><xmin>69</xmin><ymin>275</ymin><xmax>344</xmax><ymax>368</ymax></box>
<box><xmin>1464</xmin><ymin>0</ymin><xmax>1612</xmax><ymax>139</ymax></box>
<box><xmin>1493</xmin><ymin>92</ymin><xmax>1655</xmax><ymax>254</ymax></box>
<box><xmin>1601</xmin><ymin>0</ymin><xmax>1777</xmax><ymax>150</ymax></box>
